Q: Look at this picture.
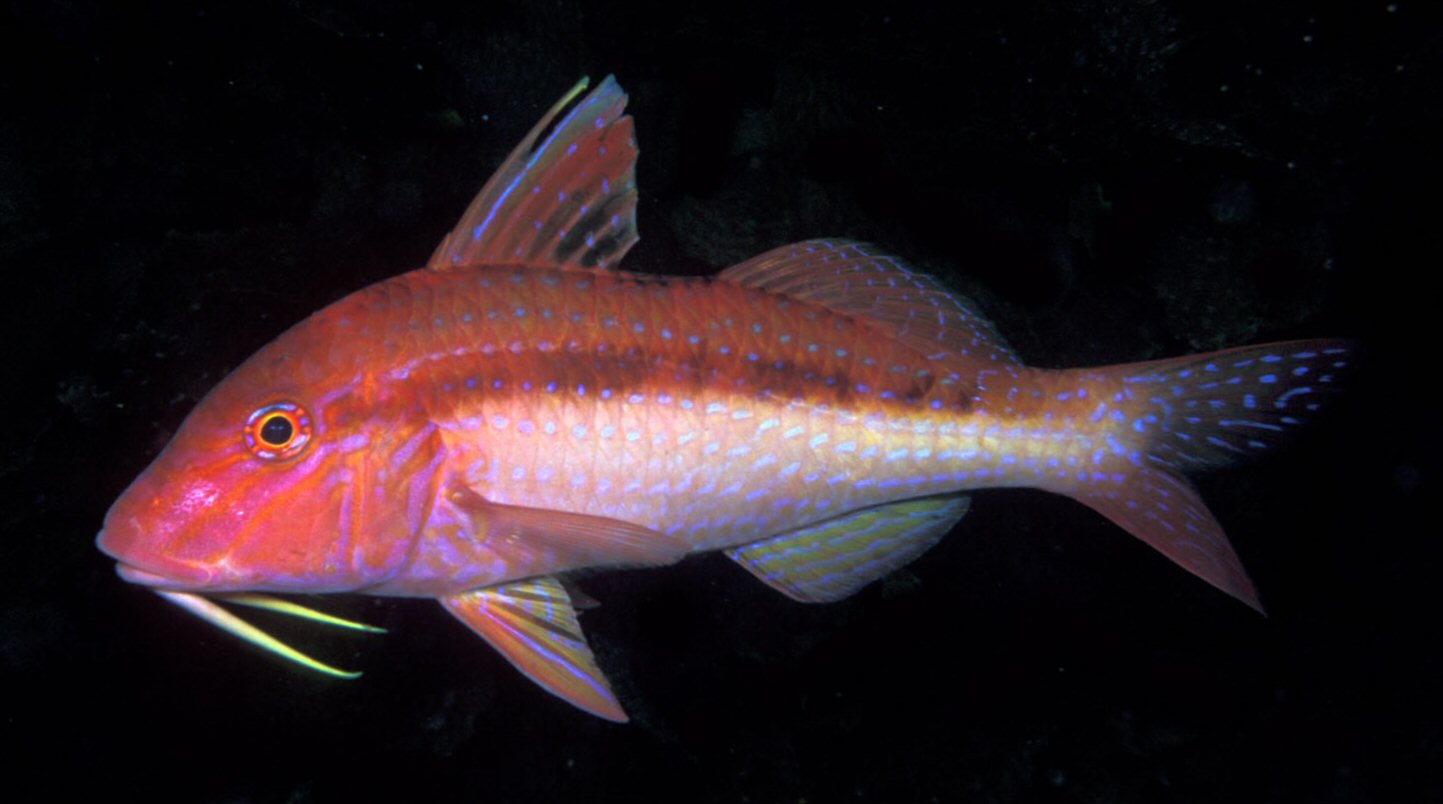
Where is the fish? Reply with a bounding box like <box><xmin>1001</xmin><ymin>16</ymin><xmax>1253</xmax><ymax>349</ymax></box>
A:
<box><xmin>97</xmin><ymin>75</ymin><xmax>1351</xmax><ymax>722</ymax></box>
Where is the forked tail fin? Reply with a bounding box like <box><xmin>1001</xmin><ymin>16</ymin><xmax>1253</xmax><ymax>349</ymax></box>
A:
<box><xmin>1064</xmin><ymin>339</ymin><xmax>1353</xmax><ymax>612</ymax></box>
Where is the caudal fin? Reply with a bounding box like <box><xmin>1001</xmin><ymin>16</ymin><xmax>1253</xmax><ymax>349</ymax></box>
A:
<box><xmin>1067</xmin><ymin>339</ymin><xmax>1353</xmax><ymax>612</ymax></box>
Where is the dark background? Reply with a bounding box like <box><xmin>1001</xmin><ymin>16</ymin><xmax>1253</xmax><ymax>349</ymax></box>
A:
<box><xmin>2</xmin><ymin>1</ymin><xmax>1437</xmax><ymax>802</ymax></box>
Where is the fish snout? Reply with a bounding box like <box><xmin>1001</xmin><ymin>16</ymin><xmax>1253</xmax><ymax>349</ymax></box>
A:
<box><xmin>96</xmin><ymin>480</ymin><xmax>222</xmax><ymax>589</ymax></box>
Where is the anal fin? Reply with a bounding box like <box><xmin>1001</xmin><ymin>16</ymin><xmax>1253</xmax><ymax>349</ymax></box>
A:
<box><xmin>726</xmin><ymin>495</ymin><xmax>971</xmax><ymax>603</ymax></box>
<box><xmin>441</xmin><ymin>576</ymin><xmax>628</xmax><ymax>722</ymax></box>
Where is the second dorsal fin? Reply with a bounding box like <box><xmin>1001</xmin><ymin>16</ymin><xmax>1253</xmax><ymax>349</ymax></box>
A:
<box><xmin>719</xmin><ymin>240</ymin><xmax>1022</xmax><ymax>384</ymax></box>
<box><xmin>428</xmin><ymin>76</ymin><xmax>640</xmax><ymax>272</ymax></box>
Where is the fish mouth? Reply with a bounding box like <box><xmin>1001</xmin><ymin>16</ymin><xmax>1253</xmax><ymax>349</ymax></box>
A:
<box><xmin>98</xmin><ymin>532</ymin><xmax>218</xmax><ymax>590</ymax></box>
<box><xmin>113</xmin><ymin>561</ymin><xmax>208</xmax><ymax>589</ymax></box>
<box><xmin>98</xmin><ymin>527</ymin><xmax>383</xmax><ymax>679</ymax></box>
<box><xmin>102</xmin><ymin>555</ymin><xmax>388</xmax><ymax>679</ymax></box>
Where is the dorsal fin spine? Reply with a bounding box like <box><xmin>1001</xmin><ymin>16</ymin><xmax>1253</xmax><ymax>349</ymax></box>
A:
<box><xmin>468</xmin><ymin>77</ymin><xmax>595</xmax><ymax>247</ymax></box>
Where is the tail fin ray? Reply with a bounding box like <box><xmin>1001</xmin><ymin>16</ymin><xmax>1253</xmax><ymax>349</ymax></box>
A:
<box><xmin>1075</xmin><ymin>467</ymin><xmax>1261</xmax><ymax>612</ymax></box>
<box><xmin>1063</xmin><ymin>339</ymin><xmax>1352</xmax><ymax>612</ymax></box>
<box><xmin>1118</xmin><ymin>339</ymin><xmax>1352</xmax><ymax>471</ymax></box>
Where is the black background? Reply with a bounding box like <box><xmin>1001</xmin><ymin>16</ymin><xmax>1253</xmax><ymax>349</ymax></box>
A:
<box><xmin>2</xmin><ymin>2</ymin><xmax>1437</xmax><ymax>802</ymax></box>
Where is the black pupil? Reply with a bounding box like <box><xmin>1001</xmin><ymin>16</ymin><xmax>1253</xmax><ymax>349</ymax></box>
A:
<box><xmin>260</xmin><ymin>415</ymin><xmax>294</xmax><ymax>446</ymax></box>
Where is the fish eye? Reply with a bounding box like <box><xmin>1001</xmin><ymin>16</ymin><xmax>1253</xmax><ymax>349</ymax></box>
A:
<box><xmin>244</xmin><ymin>402</ymin><xmax>313</xmax><ymax>461</ymax></box>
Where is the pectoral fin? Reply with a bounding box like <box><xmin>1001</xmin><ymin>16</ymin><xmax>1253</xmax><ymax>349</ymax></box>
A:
<box><xmin>726</xmin><ymin>494</ymin><xmax>971</xmax><ymax>602</ymax></box>
<box><xmin>444</xmin><ymin>485</ymin><xmax>689</xmax><ymax>574</ymax></box>
<box><xmin>440</xmin><ymin>576</ymin><xmax>628</xmax><ymax>722</ymax></box>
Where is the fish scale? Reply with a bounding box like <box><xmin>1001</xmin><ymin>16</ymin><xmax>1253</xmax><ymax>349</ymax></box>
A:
<box><xmin>97</xmin><ymin>76</ymin><xmax>1351</xmax><ymax>722</ymax></box>
<box><xmin>367</xmin><ymin>263</ymin><xmax>983</xmax><ymax>558</ymax></box>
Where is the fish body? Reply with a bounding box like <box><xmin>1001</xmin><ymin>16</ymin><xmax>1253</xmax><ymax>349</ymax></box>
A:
<box><xmin>98</xmin><ymin>76</ymin><xmax>1349</xmax><ymax>721</ymax></box>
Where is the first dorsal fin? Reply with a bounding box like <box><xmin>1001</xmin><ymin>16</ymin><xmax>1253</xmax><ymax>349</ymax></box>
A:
<box><xmin>719</xmin><ymin>240</ymin><xmax>1022</xmax><ymax>387</ymax></box>
<box><xmin>428</xmin><ymin>75</ymin><xmax>640</xmax><ymax>272</ymax></box>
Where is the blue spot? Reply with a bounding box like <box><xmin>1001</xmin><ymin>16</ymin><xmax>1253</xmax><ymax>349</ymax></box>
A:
<box><xmin>1276</xmin><ymin>387</ymin><xmax>1312</xmax><ymax>407</ymax></box>
<box><xmin>1260</xmin><ymin>374</ymin><xmax>1277</xmax><ymax>384</ymax></box>
<box><xmin>472</xmin><ymin>224</ymin><xmax>485</xmax><ymax>241</ymax></box>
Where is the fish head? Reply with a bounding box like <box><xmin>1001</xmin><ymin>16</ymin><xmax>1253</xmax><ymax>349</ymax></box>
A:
<box><xmin>97</xmin><ymin>315</ymin><xmax>434</xmax><ymax>594</ymax></box>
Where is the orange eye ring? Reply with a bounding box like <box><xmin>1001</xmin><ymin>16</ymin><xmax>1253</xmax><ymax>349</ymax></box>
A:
<box><xmin>244</xmin><ymin>402</ymin><xmax>313</xmax><ymax>461</ymax></box>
